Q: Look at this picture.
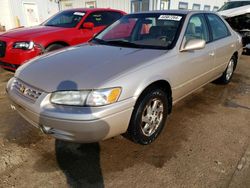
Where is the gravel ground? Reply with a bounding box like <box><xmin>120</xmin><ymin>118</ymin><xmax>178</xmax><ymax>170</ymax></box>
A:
<box><xmin>0</xmin><ymin>55</ymin><xmax>249</xmax><ymax>188</ymax></box>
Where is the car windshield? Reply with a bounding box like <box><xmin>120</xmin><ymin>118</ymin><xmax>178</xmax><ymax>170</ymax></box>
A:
<box><xmin>43</xmin><ymin>10</ymin><xmax>86</xmax><ymax>28</ymax></box>
<box><xmin>92</xmin><ymin>13</ymin><xmax>184</xmax><ymax>50</ymax></box>
<box><xmin>219</xmin><ymin>1</ymin><xmax>250</xmax><ymax>11</ymax></box>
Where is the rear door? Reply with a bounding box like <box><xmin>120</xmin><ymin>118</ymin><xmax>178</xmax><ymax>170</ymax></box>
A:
<box><xmin>205</xmin><ymin>13</ymin><xmax>235</xmax><ymax>77</ymax></box>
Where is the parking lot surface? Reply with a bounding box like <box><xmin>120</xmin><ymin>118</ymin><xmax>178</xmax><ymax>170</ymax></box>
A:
<box><xmin>0</xmin><ymin>56</ymin><xmax>249</xmax><ymax>188</ymax></box>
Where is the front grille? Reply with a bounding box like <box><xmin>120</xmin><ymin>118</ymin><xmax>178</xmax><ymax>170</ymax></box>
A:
<box><xmin>0</xmin><ymin>41</ymin><xmax>6</xmax><ymax>57</ymax></box>
<box><xmin>0</xmin><ymin>61</ymin><xmax>19</xmax><ymax>70</ymax></box>
<box><xmin>12</xmin><ymin>79</ymin><xmax>43</xmax><ymax>101</ymax></box>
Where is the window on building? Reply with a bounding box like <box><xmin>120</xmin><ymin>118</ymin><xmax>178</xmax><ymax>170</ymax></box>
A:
<box><xmin>179</xmin><ymin>2</ymin><xmax>188</xmax><ymax>10</ymax></box>
<box><xmin>206</xmin><ymin>14</ymin><xmax>230</xmax><ymax>40</ymax></box>
<box><xmin>85</xmin><ymin>1</ymin><xmax>97</xmax><ymax>8</ymax></box>
<box><xmin>192</xmin><ymin>4</ymin><xmax>200</xmax><ymax>10</ymax></box>
<box><xmin>131</xmin><ymin>0</ymin><xmax>150</xmax><ymax>13</ymax></box>
<box><xmin>213</xmin><ymin>6</ymin><xmax>219</xmax><ymax>11</ymax></box>
<box><xmin>204</xmin><ymin>5</ymin><xmax>211</xmax><ymax>11</ymax></box>
<box><xmin>160</xmin><ymin>0</ymin><xmax>169</xmax><ymax>10</ymax></box>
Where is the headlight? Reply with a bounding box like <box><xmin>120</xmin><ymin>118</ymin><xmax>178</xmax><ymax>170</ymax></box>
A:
<box><xmin>86</xmin><ymin>88</ymin><xmax>121</xmax><ymax>106</ymax></box>
<box><xmin>50</xmin><ymin>88</ymin><xmax>121</xmax><ymax>106</ymax></box>
<box><xmin>13</xmin><ymin>41</ymin><xmax>34</xmax><ymax>50</ymax></box>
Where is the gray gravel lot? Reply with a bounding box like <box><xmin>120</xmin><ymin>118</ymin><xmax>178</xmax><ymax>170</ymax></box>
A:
<box><xmin>0</xmin><ymin>56</ymin><xmax>249</xmax><ymax>188</ymax></box>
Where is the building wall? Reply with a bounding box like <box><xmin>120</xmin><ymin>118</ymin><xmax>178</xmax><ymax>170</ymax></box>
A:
<box><xmin>0</xmin><ymin>0</ymin><xmax>14</xmax><ymax>30</ymax></box>
<box><xmin>60</xmin><ymin>0</ymin><xmax>130</xmax><ymax>13</ymax></box>
<box><xmin>1</xmin><ymin>0</ymin><xmax>227</xmax><ymax>31</ymax></box>
<box><xmin>169</xmin><ymin>0</ymin><xmax>225</xmax><ymax>11</ymax></box>
<box><xmin>9</xmin><ymin>0</ymin><xmax>59</xmax><ymax>27</ymax></box>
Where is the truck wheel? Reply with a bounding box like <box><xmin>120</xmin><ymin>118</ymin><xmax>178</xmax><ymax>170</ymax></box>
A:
<box><xmin>243</xmin><ymin>47</ymin><xmax>250</xmax><ymax>55</ymax></box>
<box><xmin>45</xmin><ymin>44</ymin><xmax>66</xmax><ymax>52</ymax></box>
<box><xmin>214</xmin><ymin>55</ymin><xmax>236</xmax><ymax>84</ymax></box>
<box><xmin>124</xmin><ymin>88</ymin><xmax>168</xmax><ymax>145</ymax></box>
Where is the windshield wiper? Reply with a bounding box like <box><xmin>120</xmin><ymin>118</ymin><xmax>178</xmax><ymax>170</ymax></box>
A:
<box><xmin>105</xmin><ymin>40</ymin><xmax>141</xmax><ymax>48</ymax></box>
<box><xmin>91</xmin><ymin>38</ymin><xmax>108</xmax><ymax>45</ymax></box>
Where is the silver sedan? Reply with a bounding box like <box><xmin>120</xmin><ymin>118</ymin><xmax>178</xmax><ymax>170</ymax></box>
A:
<box><xmin>7</xmin><ymin>10</ymin><xmax>243</xmax><ymax>145</ymax></box>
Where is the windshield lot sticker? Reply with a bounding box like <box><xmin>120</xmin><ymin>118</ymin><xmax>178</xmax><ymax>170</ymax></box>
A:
<box><xmin>74</xmin><ymin>12</ymin><xmax>85</xmax><ymax>16</ymax></box>
<box><xmin>158</xmin><ymin>15</ymin><xmax>182</xmax><ymax>21</ymax></box>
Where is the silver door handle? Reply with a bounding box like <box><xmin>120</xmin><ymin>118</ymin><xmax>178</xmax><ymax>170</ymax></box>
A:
<box><xmin>209</xmin><ymin>52</ymin><xmax>215</xmax><ymax>56</ymax></box>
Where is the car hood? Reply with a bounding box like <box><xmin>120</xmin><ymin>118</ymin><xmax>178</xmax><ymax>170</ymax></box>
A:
<box><xmin>15</xmin><ymin>44</ymin><xmax>166</xmax><ymax>92</ymax></box>
<box><xmin>218</xmin><ymin>5</ymin><xmax>250</xmax><ymax>18</ymax></box>
<box><xmin>0</xmin><ymin>25</ymin><xmax>67</xmax><ymax>39</ymax></box>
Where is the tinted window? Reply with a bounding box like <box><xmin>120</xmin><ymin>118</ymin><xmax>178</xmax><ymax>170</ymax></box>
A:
<box><xmin>85</xmin><ymin>11</ymin><xmax>122</xmax><ymax>27</ymax></box>
<box><xmin>43</xmin><ymin>10</ymin><xmax>85</xmax><ymax>28</ymax></box>
<box><xmin>207</xmin><ymin>14</ymin><xmax>230</xmax><ymax>40</ymax></box>
<box><xmin>184</xmin><ymin>14</ymin><xmax>209</xmax><ymax>42</ymax></box>
<box><xmin>106</xmin><ymin>12</ymin><xmax>123</xmax><ymax>25</ymax></box>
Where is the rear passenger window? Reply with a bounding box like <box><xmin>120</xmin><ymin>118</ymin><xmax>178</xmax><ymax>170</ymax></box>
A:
<box><xmin>207</xmin><ymin>14</ymin><xmax>230</xmax><ymax>40</ymax></box>
<box><xmin>85</xmin><ymin>11</ymin><xmax>123</xmax><ymax>27</ymax></box>
<box><xmin>184</xmin><ymin>14</ymin><xmax>209</xmax><ymax>42</ymax></box>
<box><xmin>107</xmin><ymin>12</ymin><xmax>123</xmax><ymax>24</ymax></box>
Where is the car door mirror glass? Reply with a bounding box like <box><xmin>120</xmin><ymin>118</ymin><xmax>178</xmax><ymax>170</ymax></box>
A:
<box><xmin>82</xmin><ymin>22</ymin><xmax>94</xmax><ymax>30</ymax></box>
<box><xmin>181</xmin><ymin>39</ymin><xmax>206</xmax><ymax>52</ymax></box>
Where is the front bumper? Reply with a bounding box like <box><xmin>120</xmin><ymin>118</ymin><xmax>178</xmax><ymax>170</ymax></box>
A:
<box><xmin>0</xmin><ymin>37</ymin><xmax>42</xmax><ymax>71</ymax></box>
<box><xmin>7</xmin><ymin>78</ymin><xmax>135</xmax><ymax>143</ymax></box>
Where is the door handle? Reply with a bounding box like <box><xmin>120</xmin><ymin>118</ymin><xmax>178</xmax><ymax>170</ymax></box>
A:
<box><xmin>209</xmin><ymin>52</ymin><xmax>215</xmax><ymax>56</ymax></box>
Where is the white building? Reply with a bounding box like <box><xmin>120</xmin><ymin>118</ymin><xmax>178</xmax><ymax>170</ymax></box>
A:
<box><xmin>0</xmin><ymin>0</ymin><xmax>226</xmax><ymax>31</ymax></box>
<box><xmin>59</xmin><ymin>0</ymin><xmax>225</xmax><ymax>12</ymax></box>
<box><xmin>0</xmin><ymin>0</ymin><xmax>59</xmax><ymax>30</ymax></box>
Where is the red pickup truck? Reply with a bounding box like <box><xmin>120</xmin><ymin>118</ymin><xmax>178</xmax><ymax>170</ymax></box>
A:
<box><xmin>0</xmin><ymin>8</ymin><xmax>125</xmax><ymax>71</ymax></box>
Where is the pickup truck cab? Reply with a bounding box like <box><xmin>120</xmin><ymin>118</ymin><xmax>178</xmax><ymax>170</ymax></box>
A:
<box><xmin>218</xmin><ymin>0</ymin><xmax>250</xmax><ymax>54</ymax></box>
<box><xmin>0</xmin><ymin>8</ymin><xmax>125</xmax><ymax>71</ymax></box>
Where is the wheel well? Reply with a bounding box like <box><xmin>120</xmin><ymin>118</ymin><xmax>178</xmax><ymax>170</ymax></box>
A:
<box><xmin>138</xmin><ymin>80</ymin><xmax>173</xmax><ymax>114</ymax></box>
<box><xmin>45</xmin><ymin>41</ymin><xmax>69</xmax><ymax>49</ymax></box>
<box><xmin>232</xmin><ymin>51</ymin><xmax>238</xmax><ymax>70</ymax></box>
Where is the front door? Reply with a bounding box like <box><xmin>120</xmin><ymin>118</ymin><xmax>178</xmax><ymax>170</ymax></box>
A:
<box><xmin>173</xmin><ymin>14</ymin><xmax>215</xmax><ymax>101</ymax></box>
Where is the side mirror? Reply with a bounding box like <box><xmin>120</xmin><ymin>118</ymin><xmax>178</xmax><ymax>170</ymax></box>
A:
<box><xmin>82</xmin><ymin>22</ymin><xmax>94</xmax><ymax>30</ymax></box>
<box><xmin>180</xmin><ymin>39</ymin><xmax>206</xmax><ymax>52</ymax></box>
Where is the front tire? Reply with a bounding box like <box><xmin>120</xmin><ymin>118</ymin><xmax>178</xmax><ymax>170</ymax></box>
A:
<box><xmin>214</xmin><ymin>56</ymin><xmax>236</xmax><ymax>84</ymax></box>
<box><xmin>45</xmin><ymin>44</ymin><xmax>66</xmax><ymax>52</ymax></box>
<box><xmin>124</xmin><ymin>88</ymin><xmax>168</xmax><ymax>145</ymax></box>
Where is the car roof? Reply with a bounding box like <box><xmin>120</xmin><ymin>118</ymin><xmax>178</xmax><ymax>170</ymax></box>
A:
<box><xmin>130</xmin><ymin>9</ymin><xmax>216</xmax><ymax>15</ymax></box>
<box><xmin>61</xmin><ymin>8</ymin><xmax>125</xmax><ymax>13</ymax></box>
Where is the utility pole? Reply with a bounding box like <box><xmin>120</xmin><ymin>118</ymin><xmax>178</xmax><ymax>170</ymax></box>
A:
<box><xmin>168</xmin><ymin>0</ymin><xmax>171</xmax><ymax>9</ymax></box>
<box><xmin>55</xmin><ymin>0</ymin><xmax>61</xmax><ymax>11</ymax></box>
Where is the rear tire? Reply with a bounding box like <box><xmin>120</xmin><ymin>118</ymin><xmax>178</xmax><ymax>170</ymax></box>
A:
<box><xmin>243</xmin><ymin>47</ymin><xmax>250</xmax><ymax>55</ymax></box>
<box><xmin>214</xmin><ymin>56</ymin><xmax>236</xmax><ymax>85</ymax></box>
<box><xmin>45</xmin><ymin>44</ymin><xmax>66</xmax><ymax>52</ymax></box>
<box><xmin>124</xmin><ymin>88</ymin><xmax>168</xmax><ymax>145</ymax></box>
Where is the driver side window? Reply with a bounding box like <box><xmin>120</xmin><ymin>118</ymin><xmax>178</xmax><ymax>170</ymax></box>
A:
<box><xmin>185</xmin><ymin>14</ymin><xmax>209</xmax><ymax>42</ymax></box>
